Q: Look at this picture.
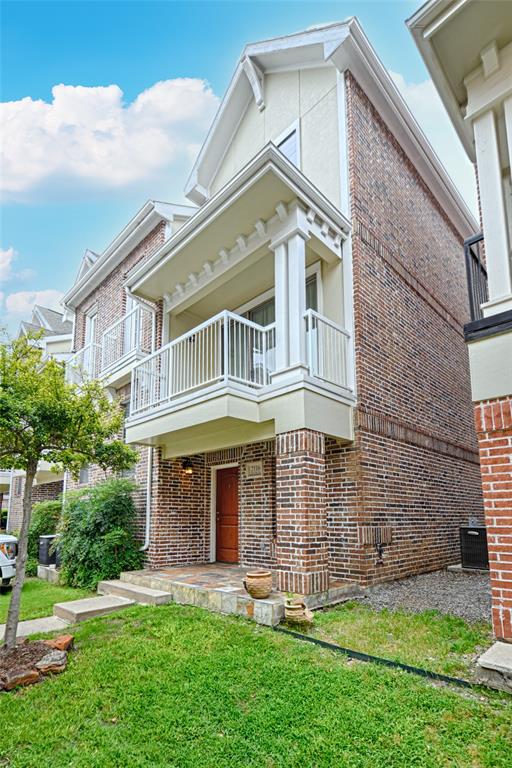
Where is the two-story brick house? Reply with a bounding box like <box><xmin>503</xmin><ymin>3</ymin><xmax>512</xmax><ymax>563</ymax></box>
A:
<box><xmin>62</xmin><ymin>20</ymin><xmax>484</xmax><ymax>596</ymax></box>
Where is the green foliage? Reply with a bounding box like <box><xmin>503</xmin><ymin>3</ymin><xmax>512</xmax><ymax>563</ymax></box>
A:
<box><xmin>58</xmin><ymin>478</ymin><xmax>143</xmax><ymax>589</ymax></box>
<box><xmin>0</xmin><ymin>333</ymin><xmax>137</xmax><ymax>477</ymax></box>
<box><xmin>25</xmin><ymin>499</ymin><xmax>62</xmax><ymax>577</ymax></box>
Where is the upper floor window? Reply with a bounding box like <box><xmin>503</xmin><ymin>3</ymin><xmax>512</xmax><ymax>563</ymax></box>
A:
<box><xmin>275</xmin><ymin>122</ymin><xmax>300</xmax><ymax>168</ymax></box>
<box><xmin>84</xmin><ymin>312</ymin><xmax>97</xmax><ymax>346</ymax></box>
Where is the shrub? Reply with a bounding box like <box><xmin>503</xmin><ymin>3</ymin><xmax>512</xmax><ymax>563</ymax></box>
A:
<box><xmin>58</xmin><ymin>478</ymin><xmax>143</xmax><ymax>589</ymax></box>
<box><xmin>26</xmin><ymin>499</ymin><xmax>62</xmax><ymax>576</ymax></box>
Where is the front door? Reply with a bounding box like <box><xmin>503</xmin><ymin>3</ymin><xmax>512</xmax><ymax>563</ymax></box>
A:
<box><xmin>215</xmin><ymin>467</ymin><xmax>239</xmax><ymax>563</ymax></box>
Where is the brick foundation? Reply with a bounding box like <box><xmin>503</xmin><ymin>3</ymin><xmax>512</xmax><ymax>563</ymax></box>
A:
<box><xmin>475</xmin><ymin>397</ymin><xmax>512</xmax><ymax>641</ymax></box>
<box><xmin>275</xmin><ymin>430</ymin><xmax>329</xmax><ymax>594</ymax></box>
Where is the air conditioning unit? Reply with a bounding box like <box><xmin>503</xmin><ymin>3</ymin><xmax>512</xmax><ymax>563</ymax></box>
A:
<box><xmin>460</xmin><ymin>527</ymin><xmax>489</xmax><ymax>570</ymax></box>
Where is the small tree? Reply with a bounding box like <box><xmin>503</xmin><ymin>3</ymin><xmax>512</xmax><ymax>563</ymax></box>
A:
<box><xmin>0</xmin><ymin>333</ymin><xmax>137</xmax><ymax>648</ymax></box>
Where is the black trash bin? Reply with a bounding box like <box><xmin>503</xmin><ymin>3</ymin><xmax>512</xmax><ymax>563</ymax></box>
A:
<box><xmin>39</xmin><ymin>534</ymin><xmax>57</xmax><ymax>566</ymax></box>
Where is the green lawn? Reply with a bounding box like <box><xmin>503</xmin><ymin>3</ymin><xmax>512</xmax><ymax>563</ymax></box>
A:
<box><xmin>309</xmin><ymin>601</ymin><xmax>493</xmax><ymax>680</ymax></box>
<box><xmin>0</xmin><ymin>578</ymin><xmax>92</xmax><ymax>623</ymax></box>
<box><xmin>1</xmin><ymin>604</ymin><xmax>511</xmax><ymax>768</ymax></box>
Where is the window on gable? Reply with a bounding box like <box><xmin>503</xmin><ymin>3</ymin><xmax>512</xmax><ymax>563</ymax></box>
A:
<box><xmin>277</xmin><ymin>130</ymin><xmax>298</xmax><ymax>167</ymax></box>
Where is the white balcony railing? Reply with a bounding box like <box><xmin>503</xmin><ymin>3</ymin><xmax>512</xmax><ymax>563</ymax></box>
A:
<box><xmin>131</xmin><ymin>311</ymin><xmax>276</xmax><ymax>416</ymax></box>
<box><xmin>129</xmin><ymin>308</ymin><xmax>350</xmax><ymax>418</ymax></box>
<box><xmin>66</xmin><ymin>342</ymin><xmax>101</xmax><ymax>384</ymax></box>
<box><xmin>304</xmin><ymin>309</ymin><xmax>350</xmax><ymax>389</ymax></box>
<box><xmin>101</xmin><ymin>305</ymin><xmax>155</xmax><ymax>374</ymax></box>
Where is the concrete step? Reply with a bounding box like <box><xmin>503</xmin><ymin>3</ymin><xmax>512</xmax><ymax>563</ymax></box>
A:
<box><xmin>98</xmin><ymin>579</ymin><xmax>173</xmax><ymax>605</ymax></box>
<box><xmin>53</xmin><ymin>595</ymin><xmax>135</xmax><ymax>624</ymax></box>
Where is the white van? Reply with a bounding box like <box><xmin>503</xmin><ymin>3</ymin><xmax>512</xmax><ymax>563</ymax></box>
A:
<box><xmin>0</xmin><ymin>534</ymin><xmax>17</xmax><ymax>591</ymax></box>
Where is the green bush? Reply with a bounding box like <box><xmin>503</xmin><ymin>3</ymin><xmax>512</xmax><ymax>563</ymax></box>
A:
<box><xmin>58</xmin><ymin>478</ymin><xmax>143</xmax><ymax>589</ymax></box>
<box><xmin>26</xmin><ymin>499</ymin><xmax>62</xmax><ymax>576</ymax></box>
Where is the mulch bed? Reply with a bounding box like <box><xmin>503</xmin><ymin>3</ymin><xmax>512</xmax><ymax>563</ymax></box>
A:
<box><xmin>0</xmin><ymin>635</ymin><xmax>73</xmax><ymax>692</ymax></box>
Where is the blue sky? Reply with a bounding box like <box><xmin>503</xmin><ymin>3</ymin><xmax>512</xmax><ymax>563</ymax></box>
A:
<box><xmin>0</xmin><ymin>0</ymin><xmax>477</xmax><ymax>333</ymax></box>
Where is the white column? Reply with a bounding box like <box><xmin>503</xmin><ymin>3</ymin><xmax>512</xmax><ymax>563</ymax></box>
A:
<box><xmin>273</xmin><ymin>241</ymin><xmax>289</xmax><ymax>372</ymax></box>
<box><xmin>473</xmin><ymin>109</ymin><xmax>512</xmax><ymax>304</ymax></box>
<box><xmin>286</xmin><ymin>232</ymin><xmax>307</xmax><ymax>369</ymax></box>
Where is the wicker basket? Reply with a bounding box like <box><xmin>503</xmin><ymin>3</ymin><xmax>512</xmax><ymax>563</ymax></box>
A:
<box><xmin>243</xmin><ymin>570</ymin><xmax>273</xmax><ymax>599</ymax></box>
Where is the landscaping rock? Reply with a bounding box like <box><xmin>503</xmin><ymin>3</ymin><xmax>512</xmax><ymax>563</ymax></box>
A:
<box><xmin>0</xmin><ymin>638</ymin><xmax>70</xmax><ymax>692</ymax></box>
<box><xmin>35</xmin><ymin>650</ymin><xmax>67</xmax><ymax>674</ymax></box>
<box><xmin>2</xmin><ymin>668</ymin><xmax>40</xmax><ymax>691</ymax></box>
<box><xmin>44</xmin><ymin>634</ymin><xmax>74</xmax><ymax>651</ymax></box>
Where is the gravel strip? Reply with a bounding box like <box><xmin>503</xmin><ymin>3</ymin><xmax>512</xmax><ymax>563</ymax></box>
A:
<box><xmin>365</xmin><ymin>569</ymin><xmax>491</xmax><ymax>624</ymax></box>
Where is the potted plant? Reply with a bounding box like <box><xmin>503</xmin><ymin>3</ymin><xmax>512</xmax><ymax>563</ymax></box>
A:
<box><xmin>243</xmin><ymin>570</ymin><xmax>273</xmax><ymax>599</ymax></box>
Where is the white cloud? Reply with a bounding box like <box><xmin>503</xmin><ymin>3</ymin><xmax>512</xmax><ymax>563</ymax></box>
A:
<box><xmin>4</xmin><ymin>289</ymin><xmax>64</xmax><ymax>316</ymax></box>
<box><xmin>1</xmin><ymin>79</ymin><xmax>219</xmax><ymax>200</ymax></box>
<box><xmin>389</xmin><ymin>71</ymin><xmax>478</xmax><ymax>217</ymax></box>
<box><xmin>0</xmin><ymin>246</ymin><xmax>36</xmax><ymax>285</ymax></box>
<box><xmin>0</xmin><ymin>247</ymin><xmax>16</xmax><ymax>282</ymax></box>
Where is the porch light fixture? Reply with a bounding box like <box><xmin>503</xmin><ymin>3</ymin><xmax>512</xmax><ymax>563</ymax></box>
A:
<box><xmin>182</xmin><ymin>458</ymin><xmax>193</xmax><ymax>475</ymax></box>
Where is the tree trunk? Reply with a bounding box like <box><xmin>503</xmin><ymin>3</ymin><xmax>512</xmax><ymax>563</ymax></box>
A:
<box><xmin>3</xmin><ymin>458</ymin><xmax>38</xmax><ymax>649</ymax></box>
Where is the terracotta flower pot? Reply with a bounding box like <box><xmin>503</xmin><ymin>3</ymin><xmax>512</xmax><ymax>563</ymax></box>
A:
<box><xmin>285</xmin><ymin>599</ymin><xmax>314</xmax><ymax>625</ymax></box>
<box><xmin>243</xmin><ymin>570</ymin><xmax>273</xmax><ymax>599</ymax></box>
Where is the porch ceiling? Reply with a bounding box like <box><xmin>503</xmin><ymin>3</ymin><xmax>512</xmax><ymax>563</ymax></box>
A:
<box><xmin>127</xmin><ymin>145</ymin><xmax>349</xmax><ymax>306</ymax></box>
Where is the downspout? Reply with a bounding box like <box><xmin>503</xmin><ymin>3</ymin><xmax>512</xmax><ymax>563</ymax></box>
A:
<box><xmin>140</xmin><ymin>446</ymin><xmax>153</xmax><ymax>552</ymax></box>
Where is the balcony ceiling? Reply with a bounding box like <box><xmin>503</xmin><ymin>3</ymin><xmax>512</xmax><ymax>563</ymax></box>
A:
<box><xmin>127</xmin><ymin>145</ymin><xmax>349</xmax><ymax>306</ymax></box>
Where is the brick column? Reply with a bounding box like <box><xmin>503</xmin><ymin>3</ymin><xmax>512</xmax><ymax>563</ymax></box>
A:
<box><xmin>275</xmin><ymin>429</ymin><xmax>329</xmax><ymax>594</ymax></box>
<box><xmin>475</xmin><ymin>397</ymin><xmax>512</xmax><ymax>641</ymax></box>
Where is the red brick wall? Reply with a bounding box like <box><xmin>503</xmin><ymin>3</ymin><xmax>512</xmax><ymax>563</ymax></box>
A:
<box><xmin>73</xmin><ymin>222</ymin><xmax>165</xmax><ymax>351</ymax></box>
<box><xmin>147</xmin><ymin>441</ymin><xmax>276</xmax><ymax>570</ymax></box>
<box><xmin>475</xmin><ymin>397</ymin><xmax>512</xmax><ymax>641</ymax></box>
<box><xmin>275</xmin><ymin>430</ymin><xmax>329</xmax><ymax>594</ymax></box>
<box><xmin>148</xmin><ymin>451</ymin><xmax>208</xmax><ymax>569</ymax></box>
<box><xmin>338</xmin><ymin>72</ymin><xmax>484</xmax><ymax>583</ymax></box>
<box><xmin>8</xmin><ymin>478</ymin><xmax>63</xmax><ymax>533</ymax></box>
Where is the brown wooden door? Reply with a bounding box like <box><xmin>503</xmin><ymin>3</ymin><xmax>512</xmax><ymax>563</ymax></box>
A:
<box><xmin>215</xmin><ymin>467</ymin><xmax>239</xmax><ymax>563</ymax></box>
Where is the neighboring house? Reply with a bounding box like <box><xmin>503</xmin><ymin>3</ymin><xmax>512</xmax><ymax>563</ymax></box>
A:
<box><xmin>408</xmin><ymin>0</ymin><xmax>512</xmax><ymax>643</ymax></box>
<box><xmin>6</xmin><ymin>306</ymin><xmax>73</xmax><ymax>532</ymax></box>
<box><xmin>62</xmin><ymin>20</ymin><xmax>483</xmax><ymax>595</ymax></box>
<box><xmin>19</xmin><ymin>304</ymin><xmax>73</xmax><ymax>363</ymax></box>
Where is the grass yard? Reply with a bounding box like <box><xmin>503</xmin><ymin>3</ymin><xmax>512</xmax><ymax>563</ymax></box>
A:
<box><xmin>1</xmin><ymin>603</ymin><xmax>511</xmax><ymax>768</ymax></box>
<box><xmin>309</xmin><ymin>601</ymin><xmax>493</xmax><ymax>680</ymax></box>
<box><xmin>0</xmin><ymin>578</ymin><xmax>92</xmax><ymax>624</ymax></box>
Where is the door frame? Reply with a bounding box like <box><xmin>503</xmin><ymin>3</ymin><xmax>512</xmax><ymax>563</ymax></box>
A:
<box><xmin>209</xmin><ymin>462</ymin><xmax>239</xmax><ymax>563</ymax></box>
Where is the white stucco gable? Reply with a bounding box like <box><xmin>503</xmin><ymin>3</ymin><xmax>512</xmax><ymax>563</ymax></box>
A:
<box><xmin>185</xmin><ymin>18</ymin><xmax>476</xmax><ymax>237</ymax></box>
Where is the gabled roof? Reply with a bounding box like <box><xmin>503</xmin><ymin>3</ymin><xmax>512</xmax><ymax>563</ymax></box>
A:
<box><xmin>185</xmin><ymin>18</ymin><xmax>477</xmax><ymax>237</ymax></box>
<box><xmin>33</xmin><ymin>305</ymin><xmax>72</xmax><ymax>335</ymax></box>
<box><xmin>18</xmin><ymin>306</ymin><xmax>72</xmax><ymax>340</ymax></box>
<box><xmin>63</xmin><ymin>200</ymin><xmax>196</xmax><ymax>309</ymax></box>
<box><xmin>75</xmin><ymin>249</ymin><xmax>99</xmax><ymax>283</ymax></box>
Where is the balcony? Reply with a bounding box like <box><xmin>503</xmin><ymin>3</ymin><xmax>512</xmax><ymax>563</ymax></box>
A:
<box><xmin>66</xmin><ymin>305</ymin><xmax>156</xmax><ymax>387</ymax></box>
<box><xmin>126</xmin><ymin>308</ymin><xmax>353</xmax><ymax>454</ymax></box>
<box><xmin>100</xmin><ymin>304</ymin><xmax>156</xmax><ymax>385</ymax></box>
<box><xmin>66</xmin><ymin>342</ymin><xmax>101</xmax><ymax>384</ymax></box>
<box><xmin>464</xmin><ymin>233</ymin><xmax>488</xmax><ymax>322</ymax></box>
<box><xmin>131</xmin><ymin>311</ymin><xmax>274</xmax><ymax>416</ymax></box>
